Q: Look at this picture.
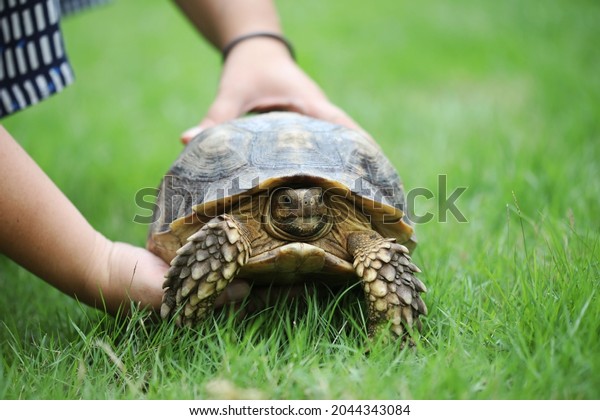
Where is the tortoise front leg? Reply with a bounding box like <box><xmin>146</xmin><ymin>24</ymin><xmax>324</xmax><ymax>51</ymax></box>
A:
<box><xmin>347</xmin><ymin>231</ymin><xmax>427</xmax><ymax>343</ymax></box>
<box><xmin>160</xmin><ymin>215</ymin><xmax>251</xmax><ymax>326</ymax></box>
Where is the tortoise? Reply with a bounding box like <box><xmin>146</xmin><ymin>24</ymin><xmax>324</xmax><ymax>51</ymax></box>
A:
<box><xmin>148</xmin><ymin>112</ymin><xmax>427</xmax><ymax>340</ymax></box>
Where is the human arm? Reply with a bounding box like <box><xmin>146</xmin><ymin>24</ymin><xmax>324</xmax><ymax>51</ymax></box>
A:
<box><xmin>172</xmin><ymin>0</ymin><xmax>366</xmax><ymax>142</ymax></box>
<box><xmin>0</xmin><ymin>125</ymin><xmax>169</xmax><ymax>315</ymax></box>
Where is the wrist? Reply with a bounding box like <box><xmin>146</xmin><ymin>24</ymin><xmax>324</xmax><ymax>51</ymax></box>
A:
<box><xmin>223</xmin><ymin>35</ymin><xmax>295</xmax><ymax>66</ymax></box>
<box><xmin>82</xmin><ymin>231</ymin><xmax>122</xmax><ymax>314</ymax></box>
<box><xmin>222</xmin><ymin>32</ymin><xmax>294</xmax><ymax>62</ymax></box>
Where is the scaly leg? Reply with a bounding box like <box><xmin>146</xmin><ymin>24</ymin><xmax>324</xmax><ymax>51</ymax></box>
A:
<box><xmin>347</xmin><ymin>231</ymin><xmax>427</xmax><ymax>343</ymax></box>
<box><xmin>160</xmin><ymin>215</ymin><xmax>251</xmax><ymax>326</ymax></box>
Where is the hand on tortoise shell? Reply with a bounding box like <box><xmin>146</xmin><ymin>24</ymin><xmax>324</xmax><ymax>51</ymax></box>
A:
<box><xmin>181</xmin><ymin>37</ymin><xmax>370</xmax><ymax>143</ymax></box>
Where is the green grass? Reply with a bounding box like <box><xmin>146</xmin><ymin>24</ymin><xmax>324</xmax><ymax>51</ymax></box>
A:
<box><xmin>1</xmin><ymin>0</ymin><xmax>599</xmax><ymax>399</ymax></box>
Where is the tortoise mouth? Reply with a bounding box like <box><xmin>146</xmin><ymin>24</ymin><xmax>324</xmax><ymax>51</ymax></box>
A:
<box><xmin>271</xmin><ymin>214</ymin><xmax>331</xmax><ymax>239</ymax></box>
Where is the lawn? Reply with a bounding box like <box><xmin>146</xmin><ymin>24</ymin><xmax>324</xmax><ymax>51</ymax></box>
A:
<box><xmin>1</xmin><ymin>0</ymin><xmax>599</xmax><ymax>399</ymax></box>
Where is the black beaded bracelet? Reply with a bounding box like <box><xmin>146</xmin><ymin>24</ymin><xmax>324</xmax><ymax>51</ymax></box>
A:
<box><xmin>221</xmin><ymin>32</ymin><xmax>296</xmax><ymax>62</ymax></box>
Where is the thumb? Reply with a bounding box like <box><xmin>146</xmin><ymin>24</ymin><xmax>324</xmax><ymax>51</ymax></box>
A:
<box><xmin>180</xmin><ymin>96</ymin><xmax>242</xmax><ymax>144</ymax></box>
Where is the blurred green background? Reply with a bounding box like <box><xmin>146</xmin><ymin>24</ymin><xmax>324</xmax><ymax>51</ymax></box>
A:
<box><xmin>1</xmin><ymin>0</ymin><xmax>599</xmax><ymax>399</ymax></box>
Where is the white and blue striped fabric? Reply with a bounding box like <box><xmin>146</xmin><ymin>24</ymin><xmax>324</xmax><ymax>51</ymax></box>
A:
<box><xmin>0</xmin><ymin>0</ymin><xmax>109</xmax><ymax>118</ymax></box>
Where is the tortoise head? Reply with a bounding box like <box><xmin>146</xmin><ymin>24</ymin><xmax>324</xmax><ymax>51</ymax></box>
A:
<box><xmin>266</xmin><ymin>187</ymin><xmax>332</xmax><ymax>241</ymax></box>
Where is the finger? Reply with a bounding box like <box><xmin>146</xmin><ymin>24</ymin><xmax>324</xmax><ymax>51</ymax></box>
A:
<box><xmin>246</xmin><ymin>97</ymin><xmax>376</xmax><ymax>145</ymax></box>
<box><xmin>213</xmin><ymin>279</ymin><xmax>251</xmax><ymax>308</ymax></box>
<box><xmin>246</xmin><ymin>97</ymin><xmax>306</xmax><ymax>115</ymax></box>
<box><xmin>180</xmin><ymin>126</ymin><xmax>204</xmax><ymax>144</ymax></box>
<box><xmin>250</xmin><ymin>284</ymin><xmax>306</xmax><ymax>307</ymax></box>
<box><xmin>180</xmin><ymin>96</ymin><xmax>243</xmax><ymax>144</ymax></box>
<box><xmin>307</xmin><ymin>104</ymin><xmax>374</xmax><ymax>141</ymax></box>
<box><xmin>307</xmin><ymin>103</ymin><xmax>376</xmax><ymax>145</ymax></box>
<box><xmin>215</xmin><ymin>279</ymin><xmax>250</xmax><ymax>308</ymax></box>
<box><xmin>213</xmin><ymin>283</ymin><xmax>307</xmax><ymax>315</ymax></box>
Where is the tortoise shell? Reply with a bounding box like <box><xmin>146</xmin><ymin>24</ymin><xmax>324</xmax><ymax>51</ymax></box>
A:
<box><xmin>148</xmin><ymin>112</ymin><xmax>415</xmax><ymax>262</ymax></box>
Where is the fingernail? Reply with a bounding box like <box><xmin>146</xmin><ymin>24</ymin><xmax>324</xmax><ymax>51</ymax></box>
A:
<box><xmin>181</xmin><ymin>126</ymin><xmax>204</xmax><ymax>142</ymax></box>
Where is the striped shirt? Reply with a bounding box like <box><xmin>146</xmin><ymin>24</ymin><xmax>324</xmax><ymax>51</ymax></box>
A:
<box><xmin>0</xmin><ymin>0</ymin><xmax>109</xmax><ymax>118</ymax></box>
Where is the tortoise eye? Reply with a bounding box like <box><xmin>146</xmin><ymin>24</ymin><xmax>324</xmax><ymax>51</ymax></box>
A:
<box><xmin>279</xmin><ymin>195</ymin><xmax>293</xmax><ymax>205</ymax></box>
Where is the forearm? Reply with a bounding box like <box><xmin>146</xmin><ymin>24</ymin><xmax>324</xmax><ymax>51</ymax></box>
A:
<box><xmin>0</xmin><ymin>126</ymin><xmax>114</xmax><ymax>310</ymax></box>
<box><xmin>173</xmin><ymin>0</ymin><xmax>283</xmax><ymax>48</ymax></box>
<box><xmin>174</xmin><ymin>0</ymin><xmax>368</xmax><ymax>145</ymax></box>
